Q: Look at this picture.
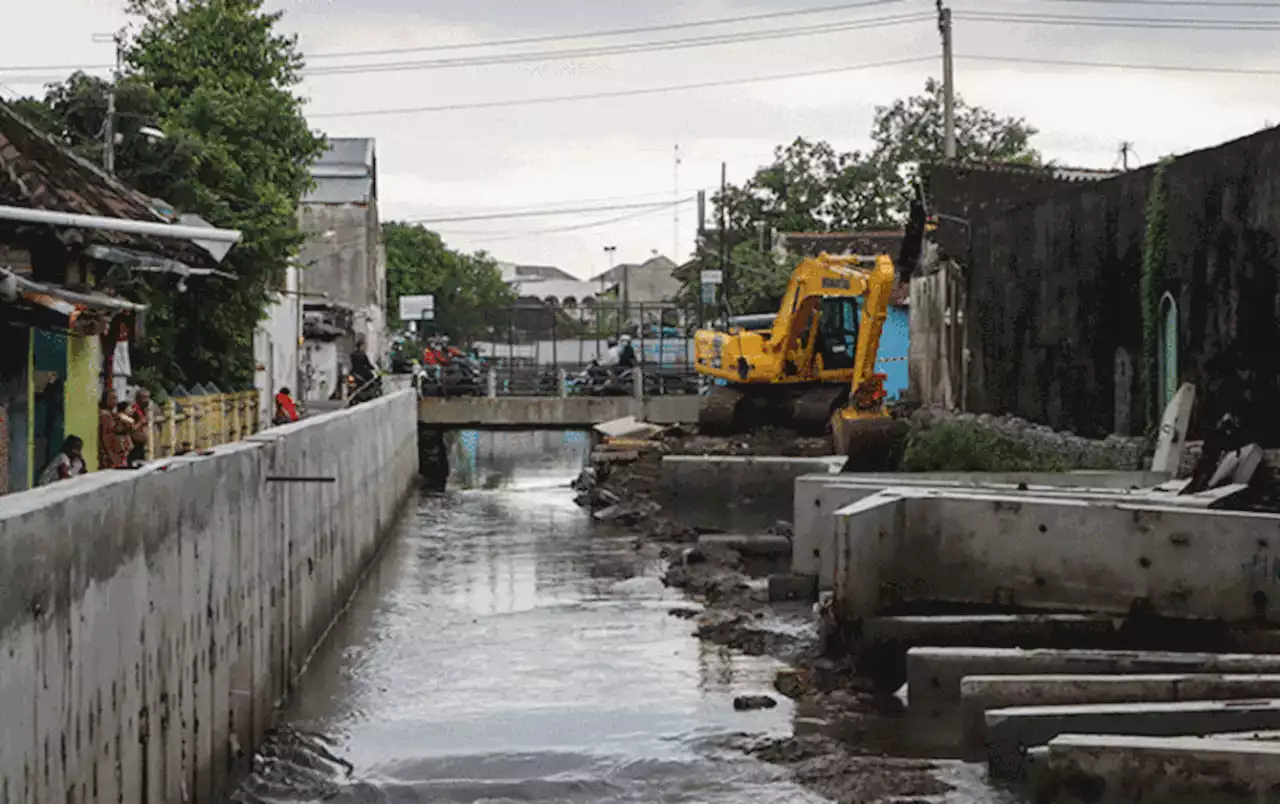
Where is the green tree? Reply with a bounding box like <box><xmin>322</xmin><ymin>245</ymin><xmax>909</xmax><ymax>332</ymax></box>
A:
<box><xmin>867</xmin><ymin>77</ymin><xmax>1041</xmax><ymax>216</ymax></box>
<box><xmin>18</xmin><ymin>0</ymin><xmax>326</xmax><ymax>391</ymax></box>
<box><xmin>383</xmin><ymin>222</ymin><xmax>515</xmax><ymax>343</ymax></box>
<box><xmin>674</xmin><ymin>242</ymin><xmax>801</xmax><ymax>319</ymax></box>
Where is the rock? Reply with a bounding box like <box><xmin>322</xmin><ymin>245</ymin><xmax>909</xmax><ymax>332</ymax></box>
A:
<box><xmin>668</xmin><ymin>606</ymin><xmax>702</xmax><ymax>620</ymax></box>
<box><xmin>775</xmin><ymin>670</ymin><xmax>808</xmax><ymax>699</ymax></box>
<box><xmin>592</xmin><ymin>505</ymin><xmax>623</xmax><ymax>522</ymax></box>
<box><xmin>734</xmin><ymin>695</ymin><xmax>778</xmax><ymax>711</ymax></box>
<box><xmin>682</xmin><ymin>546</ymin><xmax>707</xmax><ymax>565</ymax></box>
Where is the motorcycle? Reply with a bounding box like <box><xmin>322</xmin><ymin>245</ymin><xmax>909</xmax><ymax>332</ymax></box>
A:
<box><xmin>346</xmin><ymin>373</ymin><xmax>383</xmax><ymax>405</ymax></box>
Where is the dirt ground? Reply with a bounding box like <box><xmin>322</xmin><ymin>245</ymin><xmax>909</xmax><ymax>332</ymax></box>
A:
<box><xmin>573</xmin><ymin>426</ymin><xmax>970</xmax><ymax>804</ymax></box>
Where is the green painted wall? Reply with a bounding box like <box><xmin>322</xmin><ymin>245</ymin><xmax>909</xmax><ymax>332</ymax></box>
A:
<box><xmin>66</xmin><ymin>334</ymin><xmax>101</xmax><ymax>473</ymax></box>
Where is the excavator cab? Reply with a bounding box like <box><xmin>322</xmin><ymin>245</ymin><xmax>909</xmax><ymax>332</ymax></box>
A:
<box><xmin>816</xmin><ymin>296</ymin><xmax>860</xmax><ymax>372</ymax></box>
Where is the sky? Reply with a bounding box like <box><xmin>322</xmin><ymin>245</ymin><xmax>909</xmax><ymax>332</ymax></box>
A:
<box><xmin>3</xmin><ymin>0</ymin><xmax>1279</xmax><ymax>279</ymax></box>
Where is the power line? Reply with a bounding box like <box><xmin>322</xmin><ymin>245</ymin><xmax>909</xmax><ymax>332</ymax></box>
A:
<box><xmin>303</xmin><ymin>13</ymin><xmax>934</xmax><ymax>76</ymax></box>
<box><xmin>406</xmin><ymin>199</ymin><xmax>691</xmax><ymax>224</ymax></box>
<box><xmin>444</xmin><ymin>200</ymin><xmax>695</xmax><ymax>243</ymax></box>
<box><xmin>420</xmin><ymin>189</ymin><xmax>711</xmax><ymax>222</ymax></box>
<box><xmin>958</xmin><ymin>53</ymin><xmax>1280</xmax><ymax>76</ymax></box>
<box><xmin>308</xmin><ymin>55</ymin><xmax>937</xmax><ymax>118</ymax></box>
<box><xmin>1025</xmin><ymin>0</ymin><xmax>1280</xmax><ymax>7</ymax></box>
<box><xmin>306</xmin><ymin>0</ymin><xmax>911</xmax><ymax>60</ymax></box>
<box><xmin>0</xmin><ymin>0</ymin><xmax>912</xmax><ymax>75</ymax></box>
<box><xmin>957</xmin><ymin>10</ymin><xmax>1280</xmax><ymax>30</ymax></box>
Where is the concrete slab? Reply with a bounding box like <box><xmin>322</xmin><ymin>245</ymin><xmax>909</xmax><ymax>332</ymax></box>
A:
<box><xmin>768</xmin><ymin>573</ymin><xmax>818</xmax><ymax>602</ymax></box>
<box><xmin>1041</xmin><ymin>733</ymin><xmax>1280</xmax><ymax>804</ymax></box>
<box><xmin>418</xmin><ymin>395</ymin><xmax>702</xmax><ymax>428</ymax></box>
<box><xmin>1151</xmin><ymin>382</ymin><xmax>1195</xmax><ymax>475</ymax></box>
<box><xmin>793</xmin><ymin>470</ymin><xmax>1172</xmax><ymax>589</ymax></box>
<box><xmin>961</xmin><ymin>673</ymin><xmax>1280</xmax><ymax>751</ymax></box>
<box><xmin>593</xmin><ymin>415</ymin><xmax>660</xmax><ymax>439</ymax></box>
<box><xmin>908</xmin><ymin>647</ymin><xmax>1280</xmax><ymax>733</ymax></box>
<box><xmin>660</xmin><ymin>455</ymin><xmax>845</xmax><ymax>533</ymax></box>
<box><xmin>831</xmin><ymin>487</ymin><xmax>1280</xmax><ymax>625</ymax></box>
<box><xmin>987</xmin><ymin>698</ymin><xmax>1280</xmax><ymax>781</ymax></box>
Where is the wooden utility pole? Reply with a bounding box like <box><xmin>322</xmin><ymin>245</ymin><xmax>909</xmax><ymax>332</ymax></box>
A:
<box><xmin>938</xmin><ymin>0</ymin><xmax>955</xmax><ymax>160</ymax></box>
<box><xmin>100</xmin><ymin>30</ymin><xmax>125</xmax><ymax>174</ymax></box>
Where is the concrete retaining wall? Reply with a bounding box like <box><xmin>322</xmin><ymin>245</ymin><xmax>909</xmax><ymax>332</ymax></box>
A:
<box><xmin>795</xmin><ymin>470</ymin><xmax>1169</xmax><ymax>590</ymax></box>
<box><xmin>660</xmin><ymin>455</ymin><xmax>846</xmax><ymax>533</ymax></box>
<box><xmin>832</xmin><ymin>488</ymin><xmax>1280</xmax><ymax>624</ymax></box>
<box><xmin>0</xmin><ymin>389</ymin><xmax>418</xmax><ymax>804</ymax></box>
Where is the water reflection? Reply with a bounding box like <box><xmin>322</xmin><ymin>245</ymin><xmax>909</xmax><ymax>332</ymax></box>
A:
<box><xmin>267</xmin><ymin>430</ymin><xmax>823</xmax><ymax>803</ymax></box>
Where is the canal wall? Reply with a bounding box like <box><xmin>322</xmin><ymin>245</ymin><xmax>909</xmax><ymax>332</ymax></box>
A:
<box><xmin>0</xmin><ymin>389</ymin><xmax>418</xmax><ymax>804</ymax></box>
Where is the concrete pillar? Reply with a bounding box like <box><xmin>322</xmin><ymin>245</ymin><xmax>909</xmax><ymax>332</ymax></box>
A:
<box><xmin>486</xmin><ymin>367</ymin><xmax>497</xmax><ymax>399</ymax></box>
<box><xmin>558</xmin><ymin>368</ymin><xmax>568</xmax><ymax>398</ymax></box>
<box><xmin>632</xmin><ymin>367</ymin><xmax>643</xmax><ymax>399</ymax></box>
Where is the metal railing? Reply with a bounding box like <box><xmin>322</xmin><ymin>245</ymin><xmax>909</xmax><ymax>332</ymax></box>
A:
<box><xmin>440</xmin><ymin>300</ymin><xmax>703</xmax><ymax>398</ymax></box>
<box><xmin>143</xmin><ymin>390</ymin><xmax>261</xmax><ymax>459</ymax></box>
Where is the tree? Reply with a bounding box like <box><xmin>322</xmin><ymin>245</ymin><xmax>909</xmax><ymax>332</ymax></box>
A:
<box><xmin>383</xmin><ymin>222</ymin><xmax>515</xmax><ymax>344</ymax></box>
<box><xmin>868</xmin><ymin>77</ymin><xmax>1041</xmax><ymax>216</ymax></box>
<box><xmin>17</xmin><ymin>0</ymin><xmax>326</xmax><ymax>391</ymax></box>
<box><xmin>674</xmin><ymin>242</ymin><xmax>801</xmax><ymax>319</ymax></box>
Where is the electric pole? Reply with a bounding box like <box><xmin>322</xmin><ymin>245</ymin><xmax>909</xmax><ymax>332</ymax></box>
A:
<box><xmin>1120</xmin><ymin>141</ymin><xmax>1133</xmax><ymax>170</ymax></box>
<box><xmin>97</xmin><ymin>30</ymin><xmax>125</xmax><ymax>174</ymax></box>
<box><xmin>673</xmin><ymin>144</ymin><xmax>681</xmax><ymax>262</ymax></box>
<box><xmin>719</xmin><ymin>162</ymin><xmax>728</xmax><ymax>314</ymax></box>
<box><xmin>937</xmin><ymin>0</ymin><xmax>956</xmax><ymax>160</ymax></box>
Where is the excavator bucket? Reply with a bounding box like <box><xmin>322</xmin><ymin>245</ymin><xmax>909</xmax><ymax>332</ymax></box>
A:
<box><xmin>829</xmin><ymin>411</ymin><xmax>910</xmax><ymax>473</ymax></box>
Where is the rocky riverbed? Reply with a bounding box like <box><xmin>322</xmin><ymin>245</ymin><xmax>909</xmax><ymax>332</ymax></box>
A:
<box><xmin>572</xmin><ymin>425</ymin><xmax>1000</xmax><ymax>804</ymax></box>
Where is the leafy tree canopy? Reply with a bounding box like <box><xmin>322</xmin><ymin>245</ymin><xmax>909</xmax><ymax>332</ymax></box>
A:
<box><xmin>383</xmin><ymin>222</ymin><xmax>515</xmax><ymax>344</ymax></box>
<box><xmin>18</xmin><ymin>0</ymin><xmax>326</xmax><ymax>391</ymax></box>
<box><xmin>680</xmin><ymin>79</ymin><xmax>1040</xmax><ymax>321</ymax></box>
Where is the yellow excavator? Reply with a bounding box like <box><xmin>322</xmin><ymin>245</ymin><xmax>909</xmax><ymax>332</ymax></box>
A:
<box><xmin>693</xmin><ymin>189</ymin><xmax>927</xmax><ymax>461</ymax></box>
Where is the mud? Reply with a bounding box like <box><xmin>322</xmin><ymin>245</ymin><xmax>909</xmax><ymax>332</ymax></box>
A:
<box><xmin>573</xmin><ymin>424</ymin><xmax>984</xmax><ymax>803</ymax></box>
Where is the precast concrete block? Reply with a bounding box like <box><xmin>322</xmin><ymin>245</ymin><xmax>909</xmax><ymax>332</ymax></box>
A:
<box><xmin>1040</xmin><ymin>733</ymin><xmax>1280</xmax><ymax>804</ymax></box>
<box><xmin>987</xmin><ymin>698</ymin><xmax>1280</xmax><ymax>781</ymax></box>
<box><xmin>907</xmin><ymin>647</ymin><xmax>1280</xmax><ymax>740</ymax></box>
<box><xmin>792</xmin><ymin>470</ymin><xmax>1168</xmax><ymax>589</ymax></box>
<box><xmin>660</xmin><ymin>455</ymin><xmax>845</xmax><ymax>533</ymax></box>
<box><xmin>832</xmin><ymin>487</ymin><xmax>1280</xmax><ymax>625</ymax></box>
<box><xmin>961</xmin><ymin>673</ymin><xmax>1280</xmax><ymax>751</ymax></box>
<box><xmin>768</xmin><ymin>573</ymin><xmax>819</xmax><ymax>602</ymax></box>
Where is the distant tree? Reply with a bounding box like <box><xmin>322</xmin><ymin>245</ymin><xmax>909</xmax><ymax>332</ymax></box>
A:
<box><xmin>383</xmin><ymin>222</ymin><xmax>515</xmax><ymax>343</ymax></box>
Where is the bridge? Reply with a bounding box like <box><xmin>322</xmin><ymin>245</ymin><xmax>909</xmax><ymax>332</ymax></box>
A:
<box><xmin>418</xmin><ymin>394</ymin><xmax>703</xmax><ymax>429</ymax></box>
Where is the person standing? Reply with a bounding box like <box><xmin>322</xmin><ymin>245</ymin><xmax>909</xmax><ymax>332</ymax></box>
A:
<box><xmin>99</xmin><ymin>393</ymin><xmax>132</xmax><ymax>469</ymax></box>
<box><xmin>127</xmin><ymin>388</ymin><xmax>151</xmax><ymax>464</ymax></box>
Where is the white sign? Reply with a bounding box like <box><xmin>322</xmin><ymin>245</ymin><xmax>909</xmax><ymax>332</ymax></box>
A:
<box><xmin>399</xmin><ymin>294</ymin><xmax>435</xmax><ymax>320</ymax></box>
<box><xmin>700</xmin><ymin>269</ymin><xmax>723</xmax><ymax>285</ymax></box>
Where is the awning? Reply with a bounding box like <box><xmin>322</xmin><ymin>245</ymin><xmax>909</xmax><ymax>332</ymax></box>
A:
<box><xmin>84</xmin><ymin>244</ymin><xmax>235</xmax><ymax>279</ymax></box>
<box><xmin>1</xmin><ymin>267</ymin><xmax>147</xmax><ymax>320</ymax></box>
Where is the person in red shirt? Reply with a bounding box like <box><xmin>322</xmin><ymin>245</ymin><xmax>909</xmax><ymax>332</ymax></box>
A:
<box><xmin>274</xmin><ymin>387</ymin><xmax>301</xmax><ymax>425</ymax></box>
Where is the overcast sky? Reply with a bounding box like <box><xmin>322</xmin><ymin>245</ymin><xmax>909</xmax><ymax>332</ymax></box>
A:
<box><xmin>5</xmin><ymin>0</ymin><xmax>1279</xmax><ymax>278</ymax></box>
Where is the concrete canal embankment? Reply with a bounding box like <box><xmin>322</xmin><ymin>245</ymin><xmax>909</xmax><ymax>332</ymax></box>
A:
<box><xmin>0</xmin><ymin>389</ymin><xmax>418</xmax><ymax>804</ymax></box>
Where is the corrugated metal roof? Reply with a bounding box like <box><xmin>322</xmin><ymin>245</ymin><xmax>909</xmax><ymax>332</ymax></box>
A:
<box><xmin>315</xmin><ymin>138</ymin><xmax>374</xmax><ymax>170</ymax></box>
<box><xmin>306</xmin><ymin>137</ymin><xmax>376</xmax><ymax>204</ymax></box>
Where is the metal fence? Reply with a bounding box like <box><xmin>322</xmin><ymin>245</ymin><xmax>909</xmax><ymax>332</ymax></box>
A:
<box><xmin>464</xmin><ymin>300</ymin><xmax>704</xmax><ymax>398</ymax></box>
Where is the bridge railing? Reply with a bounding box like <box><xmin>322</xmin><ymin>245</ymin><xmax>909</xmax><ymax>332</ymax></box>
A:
<box><xmin>429</xmin><ymin>299</ymin><xmax>706</xmax><ymax>398</ymax></box>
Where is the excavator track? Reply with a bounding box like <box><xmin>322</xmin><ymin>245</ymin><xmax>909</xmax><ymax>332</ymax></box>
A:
<box><xmin>790</xmin><ymin>385</ymin><xmax>849</xmax><ymax>434</ymax></box>
<box><xmin>697</xmin><ymin>385</ymin><xmax>748</xmax><ymax>434</ymax></box>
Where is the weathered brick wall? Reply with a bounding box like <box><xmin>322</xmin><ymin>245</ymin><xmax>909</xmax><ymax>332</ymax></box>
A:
<box><xmin>959</xmin><ymin>126</ymin><xmax>1280</xmax><ymax>444</ymax></box>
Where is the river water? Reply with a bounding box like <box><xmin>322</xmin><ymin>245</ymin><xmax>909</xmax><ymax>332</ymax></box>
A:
<box><xmin>242</xmin><ymin>431</ymin><xmax>830</xmax><ymax>803</ymax></box>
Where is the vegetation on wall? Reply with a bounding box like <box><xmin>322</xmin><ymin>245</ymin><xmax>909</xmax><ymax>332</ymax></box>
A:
<box><xmin>1140</xmin><ymin>158</ymin><xmax>1172</xmax><ymax>428</ymax></box>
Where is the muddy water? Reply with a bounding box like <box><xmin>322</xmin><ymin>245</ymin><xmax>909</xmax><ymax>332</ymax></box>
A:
<box><xmin>241</xmin><ymin>431</ymin><xmax>828</xmax><ymax>803</ymax></box>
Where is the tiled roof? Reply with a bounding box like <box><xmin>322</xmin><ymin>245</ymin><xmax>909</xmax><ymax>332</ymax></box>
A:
<box><xmin>926</xmin><ymin>160</ymin><xmax>1120</xmax><ymax>183</ymax></box>
<box><xmin>0</xmin><ymin>100</ymin><xmax>220</xmax><ymax>269</ymax></box>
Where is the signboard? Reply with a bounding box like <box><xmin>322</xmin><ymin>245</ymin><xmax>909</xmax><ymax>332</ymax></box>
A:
<box><xmin>399</xmin><ymin>294</ymin><xmax>435</xmax><ymax>321</ymax></box>
<box><xmin>700</xmin><ymin>269</ymin><xmax>723</xmax><ymax>285</ymax></box>
<box><xmin>701</xmin><ymin>283</ymin><xmax>717</xmax><ymax>304</ymax></box>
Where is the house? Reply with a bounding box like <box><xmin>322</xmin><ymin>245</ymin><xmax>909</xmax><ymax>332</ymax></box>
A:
<box><xmin>590</xmin><ymin>254</ymin><xmax>681</xmax><ymax>306</ymax></box>
<box><xmin>0</xmin><ymin>100</ymin><xmax>240</xmax><ymax>491</ymax></box>
<box><xmin>923</xmin><ymin>131</ymin><xmax>1280</xmax><ymax>442</ymax></box>
<box><xmin>295</xmin><ymin>137</ymin><xmax>386</xmax><ymax>402</ymax></box>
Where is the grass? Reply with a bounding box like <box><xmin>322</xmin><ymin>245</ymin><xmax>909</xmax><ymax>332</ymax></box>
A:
<box><xmin>901</xmin><ymin>423</ymin><xmax>1069</xmax><ymax>473</ymax></box>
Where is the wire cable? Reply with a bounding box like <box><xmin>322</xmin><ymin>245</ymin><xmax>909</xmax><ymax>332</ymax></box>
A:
<box><xmin>405</xmin><ymin>199</ymin><xmax>691</xmax><ymax>224</ymax></box>
<box><xmin>956</xmin><ymin>10</ymin><xmax>1280</xmax><ymax>30</ymax></box>
<box><xmin>308</xmin><ymin>54</ymin><xmax>936</xmax><ymax>118</ymax></box>
<box><xmin>958</xmin><ymin>53</ymin><xmax>1280</xmax><ymax>76</ymax></box>
<box><xmin>303</xmin><ymin>13</ymin><xmax>934</xmax><ymax>76</ymax></box>
<box><xmin>443</xmin><ymin>199</ymin><xmax>695</xmax><ymax>243</ymax></box>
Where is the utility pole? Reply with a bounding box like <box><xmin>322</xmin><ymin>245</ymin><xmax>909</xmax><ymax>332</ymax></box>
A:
<box><xmin>97</xmin><ymin>30</ymin><xmax>125</xmax><ymax>174</ymax></box>
<box><xmin>718</xmin><ymin>162</ymin><xmax>728</xmax><ymax>314</ymax></box>
<box><xmin>937</xmin><ymin>0</ymin><xmax>956</xmax><ymax>160</ymax></box>
<box><xmin>1120</xmin><ymin>141</ymin><xmax>1133</xmax><ymax>170</ymax></box>
<box><xmin>673</xmin><ymin>144</ymin><xmax>681</xmax><ymax>261</ymax></box>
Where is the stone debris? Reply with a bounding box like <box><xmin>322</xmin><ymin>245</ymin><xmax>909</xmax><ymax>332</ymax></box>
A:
<box><xmin>733</xmin><ymin>694</ymin><xmax>779</xmax><ymax>711</ymax></box>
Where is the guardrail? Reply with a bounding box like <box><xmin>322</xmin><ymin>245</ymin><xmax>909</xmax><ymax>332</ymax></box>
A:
<box><xmin>143</xmin><ymin>390</ymin><xmax>262</xmax><ymax>459</ymax></box>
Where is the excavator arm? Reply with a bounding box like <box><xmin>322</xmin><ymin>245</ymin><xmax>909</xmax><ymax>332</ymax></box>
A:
<box><xmin>766</xmin><ymin>255</ymin><xmax>874</xmax><ymax>370</ymax></box>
